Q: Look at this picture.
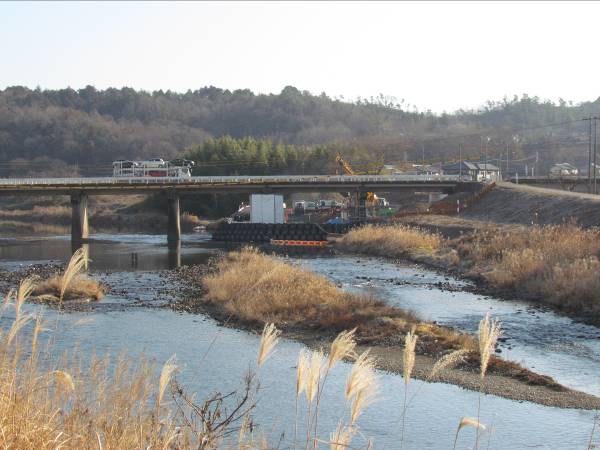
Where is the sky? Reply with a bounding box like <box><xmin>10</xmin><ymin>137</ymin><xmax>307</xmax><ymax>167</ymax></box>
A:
<box><xmin>1</xmin><ymin>1</ymin><xmax>599</xmax><ymax>113</ymax></box>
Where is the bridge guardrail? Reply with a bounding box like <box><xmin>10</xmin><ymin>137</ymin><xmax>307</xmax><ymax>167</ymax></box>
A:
<box><xmin>0</xmin><ymin>174</ymin><xmax>463</xmax><ymax>186</ymax></box>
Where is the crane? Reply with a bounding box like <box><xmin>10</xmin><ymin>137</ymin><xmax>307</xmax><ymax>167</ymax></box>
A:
<box><xmin>334</xmin><ymin>153</ymin><xmax>389</xmax><ymax>219</ymax></box>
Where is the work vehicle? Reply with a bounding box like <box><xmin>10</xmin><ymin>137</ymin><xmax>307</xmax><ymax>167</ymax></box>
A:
<box><xmin>335</xmin><ymin>153</ymin><xmax>388</xmax><ymax>210</ymax></box>
<box><xmin>304</xmin><ymin>201</ymin><xmax>317</xmax><ymax>212</ymax></box>
<box><xmin>112</xmin><ymin>158</ymin><xmax>192</xmax><ymax>178</ymax></box>
<box><xmin>294</xmin><ymin>201</ymin><xmax>306</xmax><ymax>214</ymax></box>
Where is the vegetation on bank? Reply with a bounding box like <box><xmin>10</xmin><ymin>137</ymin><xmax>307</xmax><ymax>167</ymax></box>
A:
<box><xmin>338</xmin><ymin>223</ymin><xmax>442</xmax><ymax>258</ymax></box>
<box><xmin>202</xmin><ymin>248</ymin><xmax>470</xmax><ymax>350</ymax></box>
<box><xmin>338</xmin><ymin>223</ymin><xmax>600</xmax><ymax>317</ymax></box>
<box><xmin>30</xmin><ymin>248</ymin><xmax>105</xmax><ymax>303</ymax></box>
<box><xmin>195</xmin><ymin>248</ymin><xmax>562</xmax><ymax>389</ymax></box>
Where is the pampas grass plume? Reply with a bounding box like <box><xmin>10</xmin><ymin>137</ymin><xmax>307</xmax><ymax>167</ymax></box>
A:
<box><xmin>403</xmin><ymin>330</ymin><xmax>417</xmax><ymax>385</ymax></box>
<box><xmin>328</xmin><ymin>328</ymin><xmax>357</xmax><ymax>369</ymax></box>
<box><xmin>257</xmin><ymin>323</ymin><xmax>280</xmax><ymax>367</ymax></box>
<box><xmin>429</xmin><ymin>349</ymin><xmax>470</xmax><ymax>380</ymax></box>
<box><xmin>157</xmin><ymin>355</ymin><xmax>178</xmax><ymax>407</ymax></box>
<box><xmin>330</xmin><ymin>422</ymin><xmax>354</xmax><ymax>450</ymax></box>
<box><xmin>478</xmin><ymin>313</ymin><xmax>502</xmax><ymax>379</ymax></box>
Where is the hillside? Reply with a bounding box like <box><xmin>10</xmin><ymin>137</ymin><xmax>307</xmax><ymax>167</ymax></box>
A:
<box><xmin>0</xmin><ymin>85</ymin><xmax>599</xmax><ymax>177</ymax></box>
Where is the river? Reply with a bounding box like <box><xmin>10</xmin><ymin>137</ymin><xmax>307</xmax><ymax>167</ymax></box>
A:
<box><xmin>0</xmin><ymin>233</ymin><xmax>597</xmax><ymax>449</ymax></box>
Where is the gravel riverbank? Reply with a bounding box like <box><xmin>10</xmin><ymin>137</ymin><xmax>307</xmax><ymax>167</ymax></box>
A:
<box><xmin>167</xmin><ymin>262</ymin><xmax>600</xmax><ymax>410</ymax></box>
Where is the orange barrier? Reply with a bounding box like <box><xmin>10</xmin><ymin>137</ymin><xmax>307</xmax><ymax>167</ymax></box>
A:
<box><xmin>270</xmin><ymin>239</ymin><xmax>328</xmax><ymax>247</ymax></box>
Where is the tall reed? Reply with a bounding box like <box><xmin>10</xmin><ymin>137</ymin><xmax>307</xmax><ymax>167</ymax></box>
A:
<box><xmin>475</xmin><ymin>313</ymin><xmax>502</xmax><ymax>448</ymax></box>
<box><xmin>400</xmin><ymin>330</ymin><xmax>417</xmax><ymax>450</ymax></box>
<box><xmin>452</xmin><ymin>417</ymin><xmax>486</xmax><ymax>450</ymax></box>
<box><xmin>59</xmin><ymin>247</ymin><xmax>88</xmax><ymax>303</ymax></box>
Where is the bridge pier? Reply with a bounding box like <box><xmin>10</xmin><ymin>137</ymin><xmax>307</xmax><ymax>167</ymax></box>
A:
<box><xmin>71</xmin><ymin>193</ymin><xmax>89</xmax><ymax>242</ymax></box>
<box><xmin>167</xmin><ymin>194</ymin><xmax>181</xmax><ymax>243</ymax></box>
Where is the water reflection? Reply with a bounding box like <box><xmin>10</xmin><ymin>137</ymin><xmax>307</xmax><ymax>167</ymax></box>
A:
<box><xmin>167</xmin><ymin>241</ymin><xmax>181</xmax><ymax>269</ymax></box>
<box><xmin>0</xmin><ymin>234</ymin><xmax>214</xmax><ymax>272</ymax></box>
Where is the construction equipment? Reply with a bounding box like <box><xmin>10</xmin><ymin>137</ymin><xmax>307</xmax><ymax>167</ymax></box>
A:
<box><xmin>334</xmin><ymin>152</ymin><xmax>389</xmax><ymax>219</ymax></box>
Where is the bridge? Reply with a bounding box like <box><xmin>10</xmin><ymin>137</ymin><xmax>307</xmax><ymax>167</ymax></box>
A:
<box><xmin>0</xmin><ymin>175</ymin><xmax>478</xmax><ymax>242</ymax></box>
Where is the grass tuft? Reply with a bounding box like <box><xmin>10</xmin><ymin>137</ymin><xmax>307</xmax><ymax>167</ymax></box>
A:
<box><xmin>338</xmin><ymin>224</ymin><xmax>441</xmax><ymax>258</ymax></box>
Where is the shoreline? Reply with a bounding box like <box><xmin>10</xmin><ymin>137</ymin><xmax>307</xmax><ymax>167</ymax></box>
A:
<box><xmin>3</xmin><ymin>244</ymin><xmax>599</xmax><ymax>410</ymax></box>
<box><xmin>335</xmin><ymin>218</ymin><xmax>600</xmax><ymax>327</ymax></box>
<box><xmin>167</xmin><ymin>262</ymin><xmax>600</xmax><ymax>411</ymax></box>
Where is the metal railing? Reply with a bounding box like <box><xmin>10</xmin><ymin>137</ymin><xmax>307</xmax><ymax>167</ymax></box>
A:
<box><xmin>0</xmin><ymin>174</ymin><xmax>463</xmax><ymax>186</ymax></box>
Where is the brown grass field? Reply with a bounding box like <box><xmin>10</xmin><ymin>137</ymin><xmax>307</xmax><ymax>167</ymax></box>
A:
<box><xmin>198</xmin><ymin>248</ymin><xmax>564</xmax><ymax>389</ymax></box>
<box><xmin>202</xmin><ymin>247</ymin><xmax>473</xmax><ymax>352</ymax></box>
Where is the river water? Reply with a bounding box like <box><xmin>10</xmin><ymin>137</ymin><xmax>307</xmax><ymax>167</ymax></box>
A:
<box><xmin>0</xmin><ymin>233</ymin><xmax>597</xmax><ymax>449</ymax></box>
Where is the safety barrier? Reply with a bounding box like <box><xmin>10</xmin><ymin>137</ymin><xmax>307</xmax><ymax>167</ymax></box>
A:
<box><xmin>270</xmin><ymin>240</ymin><xmax>328</xmax><ymax>247</ymax></box>
<box><xmin>0</xmin><ymin>174</ymin><xmax>463</xmax><ymax>187</ymax></box>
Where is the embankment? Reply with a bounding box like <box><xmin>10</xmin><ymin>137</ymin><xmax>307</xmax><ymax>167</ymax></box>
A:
<box><xmin>169</xmin><ymin>248</ymin><xmax>600</xmax><ymax>409</ymax></box>
<box><xmin>460</xmin><ymin>182</ymin><xmax>600</xmax><ymax>227</ymax></box>
<box><xmin>337</xmin><ymin>223</ymin><xmax>600</xmax><ymax>322</ymax></box>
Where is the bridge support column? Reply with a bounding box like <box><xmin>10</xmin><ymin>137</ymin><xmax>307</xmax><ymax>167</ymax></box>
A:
<box><xmin>357</xmin><ymin>190</ymin><xmax>368</xmax><ymax>222</ymax></box>
<box><xmin>71</xmin><ymin>193</ymin><xmax>89</xmax><ymax>242</ymax></box>
<box><xmin>167</xmin><ymin>194</ymin><xmax>181</xmax><ymax>243</ymax></box>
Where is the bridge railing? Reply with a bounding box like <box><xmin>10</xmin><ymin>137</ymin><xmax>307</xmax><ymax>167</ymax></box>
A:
<box><xmin>0</xmin><ymin>174</ymin><xmax>463</xmax><ymax>186</ymax></box>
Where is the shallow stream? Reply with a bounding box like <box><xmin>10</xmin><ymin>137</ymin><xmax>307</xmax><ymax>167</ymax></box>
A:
<box><xmin>0</xmin><ymin>233</ymin><xmax>597</xmax><ymax>449</ymax></box>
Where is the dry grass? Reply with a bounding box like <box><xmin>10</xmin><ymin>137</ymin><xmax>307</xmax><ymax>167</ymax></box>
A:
<box><xmin>197</xmin><ymin>248</ymin><xmax>559</xmax><ymax>389</ymax></box>
<box><xmin>0</xmin><ymin>299</ymin><xmax>175</xmax><ymax>448</ymax></box>
<box><xmin>454</xmin><ymin>224</ymin><xmax>600</xmax><ymax>314</ymax></box>
<box><xmin>341</xmin><ymin>222</ymin><xmax>600</xmax><ymax>317</ymax></box>
<box><xmin>201</xmin><ymin>248</ymin><xmax>473</xmax><ymax>352</ymax></box>
<box><xmin>0</xmin><ymin>220</ymin><xmax>68</xmax><ymax>235</ymax></box>
<box><xmin>34</xmin><ymin>275</ymin><xmax>104</xmax><ymax>302</ymax></box>
<box><xmin>0</xmin><ymin>299</ymin><xmax>387</xmax><ymax>450</ymax></box>
<box><xmin>0</xmin><ymin>300</ymin><xmax>262</xmax><ymax>449</ymax></box>
<box><xmin>32</xmin><ymin>248</ymin><xmax>105</xmax><ymax>302</ymax></box>
<box><xmin>338</xmin><ymin>224</ymin><xmax>442</xmax><ymax>258</ymax></box>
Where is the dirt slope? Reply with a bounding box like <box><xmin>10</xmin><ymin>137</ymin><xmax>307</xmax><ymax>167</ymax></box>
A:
<box><xmin>461</xmin><ymin>182</ymin><xmax>600</xmax><ymax>228</ymax></box>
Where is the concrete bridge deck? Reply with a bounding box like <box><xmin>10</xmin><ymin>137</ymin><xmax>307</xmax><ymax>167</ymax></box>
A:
<box><xmin>0</xmin><ymin>175</ymin><xmax>468</xmax><ymax>195</ymax></box>
<box><xmin>0</xmin><ymin>175</ymin><xmax>480</xmax><ymax>243</ymax></box>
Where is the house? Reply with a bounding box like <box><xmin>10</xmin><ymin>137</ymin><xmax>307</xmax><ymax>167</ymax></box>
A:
<box><xmin>380</xmin><ymin>164</ymin><xmax>398</xmax><ymax>175</ymax></box>
<box><xmin>442</xmin><ymin>161</ymin><xmax>501</xmax><ymax>182</ymax></box>
<box><xmin>414</xmin><ymin>164</ymin><xmax>442</xmax><ymax>176</ymax></box>
<box><xmin>549</xmin><ymin>163</ymin><xmax>578</xmax><ymax>177</ymax></box>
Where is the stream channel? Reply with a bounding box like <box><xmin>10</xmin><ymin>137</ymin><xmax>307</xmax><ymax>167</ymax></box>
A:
<box><xmin>0</xmin><ymin>233</ymin><xmax>598</xmax><ymax>449</ymax></box>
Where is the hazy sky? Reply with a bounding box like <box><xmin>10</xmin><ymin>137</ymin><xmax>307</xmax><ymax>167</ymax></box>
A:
<box><xmin>1</xmin><ymin>1</ymin><xmax>599</xmax><ymax>112</ymax></box>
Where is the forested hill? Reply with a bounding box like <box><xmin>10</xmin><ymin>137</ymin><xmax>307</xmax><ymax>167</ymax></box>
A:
<box><xmin>0</xmin><ymin>85</ymin><xmax>599</xmax><ymax>176</ymax></box>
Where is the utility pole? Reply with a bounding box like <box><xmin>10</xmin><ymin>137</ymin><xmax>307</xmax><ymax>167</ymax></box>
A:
<box><xmin>459</xmin><ymin>143</ymin><xmax>462</xmax><ymax>178</ymax></box>
<box><xmin>594</xmin><ymin>117</ymin><xmax>598</xmax><ymax>194</ymax></box>
<box><xmin>480</xmin><ymin>136</ymin><xmax>483</xmax><ymax>164</ymax></box>
<box><xmin>421</xmin><ymin>143</ymin><xmax>425</xmax><ymax>165</ymax></box>
<box><xmin>588</xmin><ymin>116</ymin><xmax>593</xmax><ymax>193</ymax></box>
<box><xmin>484</xmin><ymin>137</ymin><xmax>489</xmax><ymax>181</ymax></box>
<box><xmin>506</xmin><ymin>141</ymin><xmax>509</xmax><ymax>178</ymax></box>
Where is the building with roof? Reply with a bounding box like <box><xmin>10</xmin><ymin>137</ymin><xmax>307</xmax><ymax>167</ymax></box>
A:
<box><xmin>442</xmin><ymin>161</ymin><xmax>501</xmax><ymax>182</ymax></box>
<box><xmin>549</xmin><ymin>163</ymin><xmax>578</xmax><ymax>177</ymax></box>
